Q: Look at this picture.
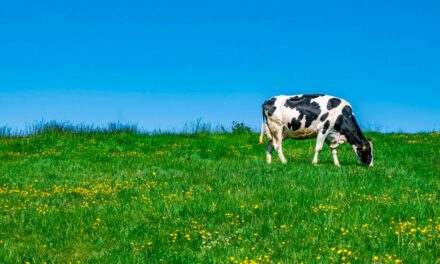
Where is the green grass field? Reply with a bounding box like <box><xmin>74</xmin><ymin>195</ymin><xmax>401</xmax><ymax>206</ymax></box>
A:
<box><xmin>0</xmin><ymin>128</ymin><xmax>438</xmax><ymax>263</ymax></box>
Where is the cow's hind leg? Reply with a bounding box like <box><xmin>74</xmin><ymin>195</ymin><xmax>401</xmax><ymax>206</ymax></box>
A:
<box><xmin>272</xmin><ymin>130</ymin><xmax>287</xmax><ymax>164</ymax></box>
<box><xmin>266</xmin><ymin>141</ymin><xmax>273</xmax><ymax>164</ymax></box>
<box><xmin>312</xmin><ymin>131</ymin><xmax>326</xmax><ymax>165</ymax></box>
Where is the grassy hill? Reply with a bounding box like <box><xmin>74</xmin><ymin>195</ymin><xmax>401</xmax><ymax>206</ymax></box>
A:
<box><xmin>0</xmin><ymin>128</ymin><xmax>438</xmax><ymax>263</ymax></box>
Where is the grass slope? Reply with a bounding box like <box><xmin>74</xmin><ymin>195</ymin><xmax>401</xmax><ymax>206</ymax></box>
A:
<box><xmin>0</xmin><ymin>131</ymin><xmax>438</xmax><ymax>263</ymax></box>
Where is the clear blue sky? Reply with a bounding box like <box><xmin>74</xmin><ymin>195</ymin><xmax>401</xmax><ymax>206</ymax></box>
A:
<box><xmin>1</xmin><ymin>0</ymin><xmax>439</xmax><ymax>132</ymax></box>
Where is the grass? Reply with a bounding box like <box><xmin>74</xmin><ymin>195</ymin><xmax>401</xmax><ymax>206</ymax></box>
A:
<box><xmin>0</xmin><ymin>126</ymin><xmax>438</xmax><ymax>263</ymax></box>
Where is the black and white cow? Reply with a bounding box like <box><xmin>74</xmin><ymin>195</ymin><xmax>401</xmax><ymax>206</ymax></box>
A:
<box><xmin>259</xmin><ymin>94</ymin><xmax>373</xmax><ymax>167</ymax></box>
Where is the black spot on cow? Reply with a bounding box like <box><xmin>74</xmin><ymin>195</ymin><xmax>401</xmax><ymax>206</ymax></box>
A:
<box><xmin>322</xmin><ymin>120</ymin><xmax>330</xmax><ymax>134</ymax></box>
<box><xmin>284</xmin><ymin>95</ymin><xmax>322</xmax><ymax>130</ymax></box>
<box><xmin>288</xmin><ymin>118</ymin><xmax>302</xmax><ymax>131</ymax></box>
<box><xmin>342</xmin><ymin>105</ymin><xmax>352</xmax><ymax>115</ymax></box>
<box><xmin>320</xmin><ymin>112</ymin><xmax>329</xmax><ymax>122</ymax></box>
<box><xmin>334</xmin><ymin>105</ymin><xmax>367</xmax><ymax>147</ymax></box>
<box><xmin>334</xmin><ymin>115</ymin><xmax>343</xmax><ymax>131</ymax></box>
<box><xmin>284</xmin><ymin>96</ymin><xmax>301</xmax><ymax>108</ymax></box>
<box><xmin>262</xmin><ymin>98</ymin><xmax>277</xmax><ymax>116</ymax></box>
<box><xmin>307</xmin><ymin>94</ymin><xmax>324</xmax><ymax>98</ymax></box>
<box><xmin>327</xmin><ymin>98</ymin><xmax>341</xmax><ymax>110</ymax></box>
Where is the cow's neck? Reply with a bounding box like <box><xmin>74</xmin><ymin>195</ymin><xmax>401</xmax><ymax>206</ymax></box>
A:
<box><xmin>344</xmin><ymin>116</ymin><xmax>368</xmax><ymax>147</ymax></box>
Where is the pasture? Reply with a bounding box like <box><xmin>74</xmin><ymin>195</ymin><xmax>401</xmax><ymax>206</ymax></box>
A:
<box><xmin>0</xmin><ymin>127</ymin><xmax>438</xmax><ymax>263</ymax></box>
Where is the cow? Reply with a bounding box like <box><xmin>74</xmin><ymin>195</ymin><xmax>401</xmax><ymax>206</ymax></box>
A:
<box><xmin>259</xmin><ymin>94</ymin><xmax>373</xmax><ymax>167</ymax></box>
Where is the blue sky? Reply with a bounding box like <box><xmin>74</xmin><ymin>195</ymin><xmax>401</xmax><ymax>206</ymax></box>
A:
<box><xmin>1</xmin><ymin>0</ymin><xmax>439</xmax><ymax>132</ymax></box>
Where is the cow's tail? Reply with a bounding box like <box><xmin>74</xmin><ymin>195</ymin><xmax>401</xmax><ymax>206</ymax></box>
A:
<box><xmin>259</xmin><ymin>111</ymin><xmax>265</xmax><ymax>144</ymax></box>
<box><xmin>259</xmin><ymin>110</ymin><xmax>273</xmax><ymax>144</ymax></box>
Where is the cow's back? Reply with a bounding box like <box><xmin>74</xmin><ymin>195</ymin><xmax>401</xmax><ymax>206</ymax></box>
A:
<box><xmin>264</xmin><ymin>94</ymin><xmax>351</xmax><ymax>139</ymax></box>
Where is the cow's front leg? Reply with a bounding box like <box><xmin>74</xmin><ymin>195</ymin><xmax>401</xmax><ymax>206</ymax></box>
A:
<box><xmin>331</xmin><ymin>147</ymin><xmax>341</xmax><ymax>167</ymax></box>
<box><xmin>266</xmin><ymin>141</ymin><xmax>273</xmax><ymax>164</ymax></box>
<box><xmin>312</xmin><ymin>131</ymin><xmax>326</xmax><ymax>165</ymax></box>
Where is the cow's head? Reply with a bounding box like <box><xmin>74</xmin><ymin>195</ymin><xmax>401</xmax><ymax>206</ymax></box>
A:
<box><xmin>355</xmin><ymin>139</ymin><xmax>374</xmax><ymax>167</ymax></box>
